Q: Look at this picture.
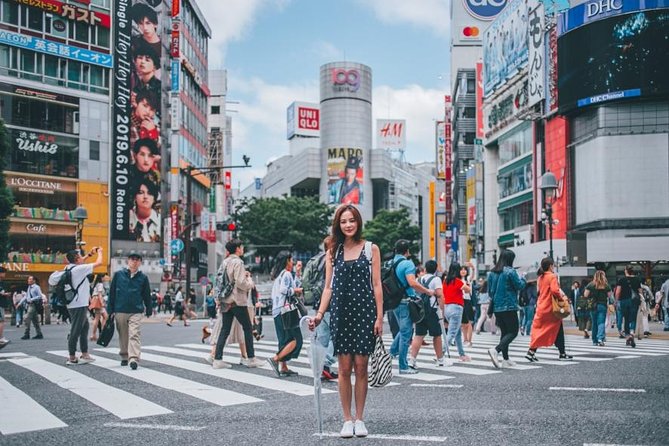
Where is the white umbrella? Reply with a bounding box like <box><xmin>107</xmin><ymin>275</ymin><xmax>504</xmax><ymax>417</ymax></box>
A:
<box><xmin>300</xmin><ymin>315</ymin><xmax>327</xmax><ymax>438</ymax></box>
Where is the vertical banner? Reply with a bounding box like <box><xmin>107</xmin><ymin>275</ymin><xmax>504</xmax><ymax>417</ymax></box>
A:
<box><xmin>429</xmin><ymin>181</ymin><xmax>435</xmax><ymax>259</ymax></box>
<box><xmin>112</xmin><ymin>0</ymin><xmax>164</xmax><ymax>243</ymax></box>
<box><xmin>527</xmin><ymin>3</ymin><xmax>545</xmax><ymax>108</ymax></box>
<box><xmin>444</xmin><ymin>96</ymin><xmax>453</xmax><ymax>226</ymax></box>
<box><xmin>435</xmin><ymin>121</ymin><xmax>445</xmax><ymax>180</ymax></box>
<box><xmin>545</xmin><ymin>26</ymin><xmax>558</xmax><ymax>114</ymax></box>
<box><xmin>475</xmin><ymin>61</ymin><xmax>484</xmax><ymax>139</ymax></box>
<box><xmin>327</xmin><ymin>147</ymin><xmax>364</xmax><ymax>205</ymax></box>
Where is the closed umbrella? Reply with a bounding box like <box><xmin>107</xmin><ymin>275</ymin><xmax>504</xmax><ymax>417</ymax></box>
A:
<box><xmin>300</xmin><ymin>315</ymin><xmax>326</xmax><ymax>438</ymax></box>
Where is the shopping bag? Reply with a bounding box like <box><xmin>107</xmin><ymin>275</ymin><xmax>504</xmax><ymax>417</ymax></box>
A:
<box><xmin>96</xmin><ymin>314</ymin><xmax>115</xmax><ymax>347</ymax></box>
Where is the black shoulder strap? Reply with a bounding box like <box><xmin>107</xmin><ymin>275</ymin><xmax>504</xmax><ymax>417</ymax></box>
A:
<box><xmin>69</xmin><ymin>266</ymin><xmax>88</xmax><ymax>297</ymax></box>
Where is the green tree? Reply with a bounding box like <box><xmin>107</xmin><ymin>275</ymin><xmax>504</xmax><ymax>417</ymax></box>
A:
<box><xmin>0</xmin><ymin>120</ymin><xmax>13</xmax><ymax>261</ymax></box>
<box><xmin>363</xmin><ymin>208</ymin><xmax>422</xmax><ymax>261</ymax></box>
<box><xmin>235</xmin><ymin>196</ymin><xmax>333</xmax><ymax>257</ymax></box>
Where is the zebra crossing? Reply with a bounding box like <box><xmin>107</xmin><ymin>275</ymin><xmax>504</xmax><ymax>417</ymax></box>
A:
<box><xmin>0</xmin><ymin>333</ymin><xmax>667</xmax><ymax>436</ymax></box>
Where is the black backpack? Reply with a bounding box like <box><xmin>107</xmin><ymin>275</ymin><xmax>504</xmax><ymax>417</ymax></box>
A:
<box><xmin>303</xmin><ymin>252</ymin><xmax>326</xmax><ymax>307</ymax></box>
<box><xmin>52</xmin><ymin>266</ymin><xmax>84</xmax><ymax>307</ymax></box>
<box><xmin>381</xmin><ymin>258</ymin><xmax>408</xmax><ymax>312</ymax></box>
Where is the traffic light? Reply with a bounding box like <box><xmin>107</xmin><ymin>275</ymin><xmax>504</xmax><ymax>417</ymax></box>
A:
<box><xmin>216</xmin><ymin>219</ymin><xmax>236</xmax><ymax>232</ymax></box>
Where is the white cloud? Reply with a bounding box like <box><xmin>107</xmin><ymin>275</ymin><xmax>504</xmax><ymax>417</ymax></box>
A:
<box><xmin>198</xmin><ymin>0</ymin><xmax>290</xmax><ymax>68</ymax></box>
<box><xmin>358</xmin><ymin>0</ymin><xmax>451</xmax><ymax>36</ymax></box>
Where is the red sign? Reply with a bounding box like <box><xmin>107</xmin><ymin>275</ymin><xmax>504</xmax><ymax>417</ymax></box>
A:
<box><xmin>475</xmin><ymin>61</ymin><xmax>484</xmax><ymax>139</ymax></box>
<box><xmin>297</xmin><ymin>107</ymin><xmax>319</xmax><ymax>130</ymax></box>
<box><xmin>170</xmin><ymin>20</ymin><xmax>180</xmax><ymax>58</ymax></box>
<box><xmin>14</xmin><ymin>0</ymin><xmax>111</xmax><ymax>28</ymax></box>
<box><xmin>224</xmin><ymin>171</ymin><xmax>232</xmax><ymax>190</ymax></box>
<box><xmin>172</xmin><ymin>0</ymin><xmax>180</xmax><ymax>17</ymax></box>
<box><xmin>444</xmin><ymin>95</ymin><xmax>453</xmax><ymax>225</ymax></box>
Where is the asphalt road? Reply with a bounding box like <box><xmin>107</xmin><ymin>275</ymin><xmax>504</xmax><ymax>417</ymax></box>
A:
<box><xmin>1</xmin><ymin>311</ymin><xmax>668</xmax><ymax>446</ymax></box>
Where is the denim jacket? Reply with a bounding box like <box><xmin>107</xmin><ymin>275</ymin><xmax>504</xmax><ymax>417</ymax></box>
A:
<box><xmin>487</xmin><ymin>267</ymin><xmax>526</xmax><ymax>312</ymax></box>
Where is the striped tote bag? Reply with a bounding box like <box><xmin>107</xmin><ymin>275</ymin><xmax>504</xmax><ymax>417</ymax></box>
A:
<box><xmin>368</xmin><ymin>335</ymin><xmax>392</xmax><ymax>387</ymax></box>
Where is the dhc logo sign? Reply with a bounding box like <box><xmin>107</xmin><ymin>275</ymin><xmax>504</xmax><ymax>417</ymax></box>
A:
<box><xmin>463</xmin><ymin>0</ymin><xmax>508</xmax><ymax>21</ymax></box>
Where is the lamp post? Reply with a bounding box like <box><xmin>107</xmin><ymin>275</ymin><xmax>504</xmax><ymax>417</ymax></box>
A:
<box><xmin>539</xmin><ymin>171</ymin><xmax>558</xmax><ymax>260</ymax></box>
<box><xmin>73</xmin><ymin>204</ymin><xmax>88</xmax><ymax>254</ymax></box>
<box><xmin>181</xmin><ymin>159</ymin><xmax>251</xmax><ymax>298</ymax></box>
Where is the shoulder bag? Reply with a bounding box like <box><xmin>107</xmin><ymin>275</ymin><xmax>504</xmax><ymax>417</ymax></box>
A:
<box><xmin>96</xmin><ymin>314</ymin><xmax>115</xmax><ymax>347</ymax></box>
<box><xmin>551</xmin><ymin>295</ymin><xmax>571</xmax><ymax>319</ymax></box>
<box><xmin>369</xmin><ymin>335</ymin><xmax>392</xmax><ymax>387</ymax></box>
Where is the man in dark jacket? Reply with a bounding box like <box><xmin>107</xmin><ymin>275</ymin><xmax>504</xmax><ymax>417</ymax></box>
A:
<box><xmin>107</xmin><ymin>253</ymin><xmax>152</xmax><ymax>369</ymax></box>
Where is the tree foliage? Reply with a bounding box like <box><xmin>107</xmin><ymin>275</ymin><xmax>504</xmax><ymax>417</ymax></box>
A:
<box><xmin>235</xmin><ymin>196</ymin><xmax>333</xmax><ymax>256</ymax></box>
<box><xmin>0</xmin><ymin>120</ymin><xmax>13</xmax><ymax>261</ymax></box>
<box><xmin>363</xmin><ymin>208</ymin><xmax>422</xmax><ymax>261</ymax></box>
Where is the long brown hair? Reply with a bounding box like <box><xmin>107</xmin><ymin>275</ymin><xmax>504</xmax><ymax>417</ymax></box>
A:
<box><xmin>327</xmin><ymin>204</ymin><xmax>363</xmax><ymax>258</ymax></box>
<box><xmin>537</xmin><ymin>257</ymin><xmax>554</xmax><ymax>276</ymax></box>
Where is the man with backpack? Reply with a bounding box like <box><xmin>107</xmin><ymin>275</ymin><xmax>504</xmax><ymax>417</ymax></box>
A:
<box><xmin>408</xmin><ymin>260</ymin><xmax>444</xmax><ymax>367</ymax></box>
<box><xmin>388</xmin><ymin>240</ymin><xmax>435</xmax><ymax>375</ymax></box>
<box><xmin>49</xmin><ymin>247</ymin><xmax>104</xmax><ymax>365</ymax></box>
<box><xmin>107</xmin><ymin>253</ymin><xmax>152</xmax><ymax>369</ymax></box>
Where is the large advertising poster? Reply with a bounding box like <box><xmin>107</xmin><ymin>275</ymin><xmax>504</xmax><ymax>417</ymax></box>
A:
<box><xmin>112</xmin><ymin>0</ymin><xmax>163</xmax><ymax>243</ymax></box>
<box><xmin>483</xmin><ymin>0</ymin><xmax>529</xmax><ymax>97</ymax></box>
<box><xmin>327</xmin><ymin>147</ymin><xmax>364</xmax><ymax>205</ymax></box>
<box><xmin>557</xmin><ymin>7</ymin><xmax>669</xmax><ymax>111</ymax></box>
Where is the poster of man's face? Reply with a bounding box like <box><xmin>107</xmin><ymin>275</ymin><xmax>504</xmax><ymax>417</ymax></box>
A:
<box><xmin>327</xmin><ymin>148</ymin><xmax>364</xmax><ymax>205</ymax></box>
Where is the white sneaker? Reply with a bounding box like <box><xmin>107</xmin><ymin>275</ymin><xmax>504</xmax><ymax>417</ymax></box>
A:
<box><xmin>340</xmin><ymin>420</ymin><xmax>354</xmax><ymax>438</ymax></box>
<box><xmin>354</xmin><ymin>419</ymin><xmax>368</xmax><ymax>437</ymax></box>
<box><xmin>212</xmin><ymin>360</ymin><xmax>232</xmax><ymax>369</ymax></box>
<box><xmin>245</xmin><ymin>358</ymin><xmax>262</xmax><ymax>368</ymax></box>
<box><xmin>501</xmin><ymin>359</ymin><xmax>516</xmax><ymax>368</ymax></box>
<box><xmin>408</xmin><ymin>356</ymin><xmax>417</xmax><ymax>369</ymax></box>
<box><xmin>488</xmin><ymin>347</ymin><xmax>501</xmax><ymax>369</ymax></box>
<box><xmin>433</xmin><ymin>357</ymin><xmax>445</xmax><ymax>367</ymax></box>
<box><xmin>204</xmin><ymin>355</ymin><xmax>214</xmax><ymax>365</ymax></box>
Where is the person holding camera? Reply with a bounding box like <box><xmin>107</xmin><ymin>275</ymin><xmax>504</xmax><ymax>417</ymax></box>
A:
<box><xmin>50</xmin><ymin>247</ymin><xmax>104</xmax><ymax>365</ymax></box>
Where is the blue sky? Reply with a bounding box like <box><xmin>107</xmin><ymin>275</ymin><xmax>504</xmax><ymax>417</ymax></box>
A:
<box><xmin>198</xmin><ymin>0</ymin><xmax>452</xmax><ymax>189</ymax></box>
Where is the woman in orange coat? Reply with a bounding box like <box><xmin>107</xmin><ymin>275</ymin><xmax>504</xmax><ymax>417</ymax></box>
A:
<box><xmin>525</xmin><ymin>257</ymin><xmax>573</xmax><ymax>362</ymax></box>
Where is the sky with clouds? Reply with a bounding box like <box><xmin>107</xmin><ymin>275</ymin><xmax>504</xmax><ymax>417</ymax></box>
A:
<box><xmin>198</xmin><ymin>0</ymin><xmax>452</xmax><ymax>189</ymax></box>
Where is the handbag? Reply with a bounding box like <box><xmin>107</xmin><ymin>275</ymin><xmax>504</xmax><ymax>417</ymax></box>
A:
<box><xmin>280</xmin><ymin>301</ymin><xmax>300</xmax><ymax>330</ymax></box>
<box><xmin>368</xmin><ymin>335</ymin><xmax>392</xmax><ymax>388</ymax></box>
<box><xmin>289</xmin><ymin>295</ymin><xmax>308</xmax><ymax>318</ymax></box>
<box><xmin>96</xmin><ymin>314</ymin><xmax>115</xmax><ymax>347</ymax></box>
<box><xmin>551</xmin><ymin>296</ymin><xmax>571</xmax><ymax>319</ymax></box>
<box><xmin>408</xmin><ymin>297</ymin><xmax>425</xmax><ymax>324</ymax></box>
<box><xmin>89</xmin><ymin>295</ymin><xmax>103</xmax><ymax>310</ymax></box>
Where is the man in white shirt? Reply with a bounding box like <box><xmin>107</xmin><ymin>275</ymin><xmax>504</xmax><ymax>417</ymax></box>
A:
<box><xmin>50</xmin><ymin>247</ymin><xmax>104</xmax><ymax>365</ymax></box>
<box><xmin>408</xmin><ymin>260</ymin><xmax>445</xmax><ymax>367</ymax></box>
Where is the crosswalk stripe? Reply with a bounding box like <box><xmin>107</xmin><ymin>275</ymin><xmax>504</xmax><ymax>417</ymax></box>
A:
<box><xmin>9</xmin><ymin>357</ymin><xmax>171</xmax><ymax>419</ymax></box>
<box><xmin>470</xmin><ymin>338</ymin><xmax>666</xmax><ymax>357</ymax></box>
<box><xmin>0</xmin><ymin>375</ymin><xmax>68</xmax><ymax>435</ymax></box>
<box><xmin>47</xmin><ymin>351</ymin><xmax>262</xmax><ymax>407</ymax></box>
<box><xmin>0</xmin><ymin>352</ymin><xmax>28</xmax><ymax>359</ymax></box>
<box><xmin>115</xmin><ymin>346</ymin><xmax>333</xmax><ymax>396</ymax></box>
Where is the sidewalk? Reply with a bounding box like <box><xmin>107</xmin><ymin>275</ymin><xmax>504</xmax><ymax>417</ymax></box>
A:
<box><xmin>563</xmin><ymin>320</ymin><xmax>669</xmax><ymax>341</ymax></box>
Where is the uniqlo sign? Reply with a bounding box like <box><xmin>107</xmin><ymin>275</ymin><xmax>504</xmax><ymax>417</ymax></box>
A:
<box><xmin>297</xmin><ymin>106</ymin><xmax>319</xmax><ymax>131</ymax></box>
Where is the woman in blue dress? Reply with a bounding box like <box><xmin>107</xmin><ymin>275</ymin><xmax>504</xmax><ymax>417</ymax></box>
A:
<box><xmin>310</xmin><ymin>204</ymin><xmax>383</xmax><ymax>438</ymax></box>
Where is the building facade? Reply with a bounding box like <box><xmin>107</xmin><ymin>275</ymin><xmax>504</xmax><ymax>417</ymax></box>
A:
<box><xmin>1</xmin><ymin>0</ymin><xmax>112</xmax><ymax>288</ymax></box>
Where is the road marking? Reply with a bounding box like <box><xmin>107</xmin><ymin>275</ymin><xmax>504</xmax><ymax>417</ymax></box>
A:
<box><xmin>549</xmin><ymin>387</ymin><xmax>646</xmax><ymax>393</ymax></box>
<box><xmin>410</xmin><ymin>384</ymin><xmax>464</xmax><ymax>388</ymax></box>
<box><xmin>0</xmin><ymin>375</ymin><xmax>68</xmax><ymax>435</ymax></box>
<box><xmin>48</xmin><ymin>351</ymin><xmax>262</xmax><ymax>407</ymax></box>
<box><xmin>109</xmin><ymin>347</ymin><xmax>334</xmax><ymax>396</ymax></box>
<box><xmin>0</xmin><ymin>352</ymin><xmax>28</xmax><ymax>359</ymax></box>
<box><xmin>317</xmin><ymin>432</ymin><xmax>447</xmax><ymax>442</ymax></box>
<box><xmin>10</xmin><ymin>356</ymin><xmax>172</xmax><ymax>419</ymax></box>
<box><xmin>104</xmin><ymin>422</ymin><xmax>206</xmax><ymax>431</ymax></box>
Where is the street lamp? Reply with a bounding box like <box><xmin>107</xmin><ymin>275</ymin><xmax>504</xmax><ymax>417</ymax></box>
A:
<box><xmin>539</xmin><ymin>171</ymin><xmax>558</xmax><ymax>260</ymax></box>
<box><xmin>73</xmin><ymin>204</ymin><xmax>88</xmax><ymax>254</ymax></box>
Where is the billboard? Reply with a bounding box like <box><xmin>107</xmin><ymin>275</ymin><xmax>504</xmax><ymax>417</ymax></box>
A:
<box><xmin>475</xmin><ymin>61</ymin><xmax>484</xmax><ymax>138</ymax></box>
<box><xmin>435</xmin><ymin>121</ymin><xmax>446</xmax><ymax>180</ymax></box>
<box><xmin>112</xmin><ymin>0</ymin><xmax>164</xmax><ymax>243</ymax></box>
<box><xmin>287</xmin><ymin>102</ymin><xmax>320</xmax><ymax>139</ymax></box>
<box><xmin>376</xmin><ymin>119</ymin><xmax>406</xmax><ymax>149</ymax></box>
<box><xmin>483</xmin><ymin>0</ymin><xmax>529</xmax><ymax>97</ymax></box>
<box><xmin>527</xmin><ymin>3</ymin><xmax>545</xmax><ymax>107</ymax></box>
<box><xmin>327</xmin><ymin>147</ymin><xmax>364</xmax><ymax>205</ymax></box>
<box><xmin>557</xmin><ymin>7</ymin><xmax>669</xmax><ymax>111</ymax></box>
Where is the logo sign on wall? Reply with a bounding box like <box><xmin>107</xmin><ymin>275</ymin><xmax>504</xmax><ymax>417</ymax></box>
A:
<box><xmin>484</xmin><ymin>79</ymin><xmax>530</xmax><ymax>139</ymax></box>
<box><xmin>286</xmin><ymin>102</ymin><xmax>320</xmax><ymax>139</ymax></box>
<box><xmin>482</xmin><ymin>0</ymin><xmax>529</xmax><ymax>97</ymax></box>
<box><xmin>376</xmin><ymin>119</ymin><xmax>406</xmax><ymax>149</ymax></box>
<box><xmin>435</xmin><ymin>121</ymin><xmax>446</xmax><ymax>180</ymax></box>
<box><xmin>331</xmin><ymin>68</ymin><xmax>360</xmax><ymax>92</ymax></box>
<box><xmin>527</xmin><ymin>3</ymin><xmax>545</xmax><ymax>107</ymax></box>
<box><xmin>463</xmin><ymin>0</ymin><xmax>508</xmax><ymax>20</ymax></box>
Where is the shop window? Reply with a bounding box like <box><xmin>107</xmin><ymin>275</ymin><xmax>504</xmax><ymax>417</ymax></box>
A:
<box><xmin>95</xmin><ymin>27</ymin><xmax>110</xmax><ymax>48</ymax></box>
<box><xmin>466</xmin><ymin>78</ymin><xmax>475</xmax><ymax>94</ymax></box>
<box><xmin>211</xmin><ymin>105</ymin><xmax>220</xmax><ymax>115</ymax></box>
<box><xmin>27</xmin><ymin>7</ymin><xmax>43</xmax><ymax>31</ymax></box>
<box><xmin>90</xmin><ymin>140</ymin><xmax>100</xmax><ymax>160</ymax></box>
<box><xmin>68</xmin><ymin>60</ymin><xmax>81</xmax><ymax>83</ymax></box>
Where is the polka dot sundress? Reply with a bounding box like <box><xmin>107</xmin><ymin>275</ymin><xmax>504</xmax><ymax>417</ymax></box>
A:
<box><xmin>330</xmin><ymin>243</ymin><xmax>376</xmax><ymax>356</ymax></box>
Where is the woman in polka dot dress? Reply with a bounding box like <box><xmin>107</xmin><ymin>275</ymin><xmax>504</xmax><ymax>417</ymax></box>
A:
<box><xmin>310</xmin><ymin>204</ymin><xmax>383</xmax><ymax>439</ymax></box>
